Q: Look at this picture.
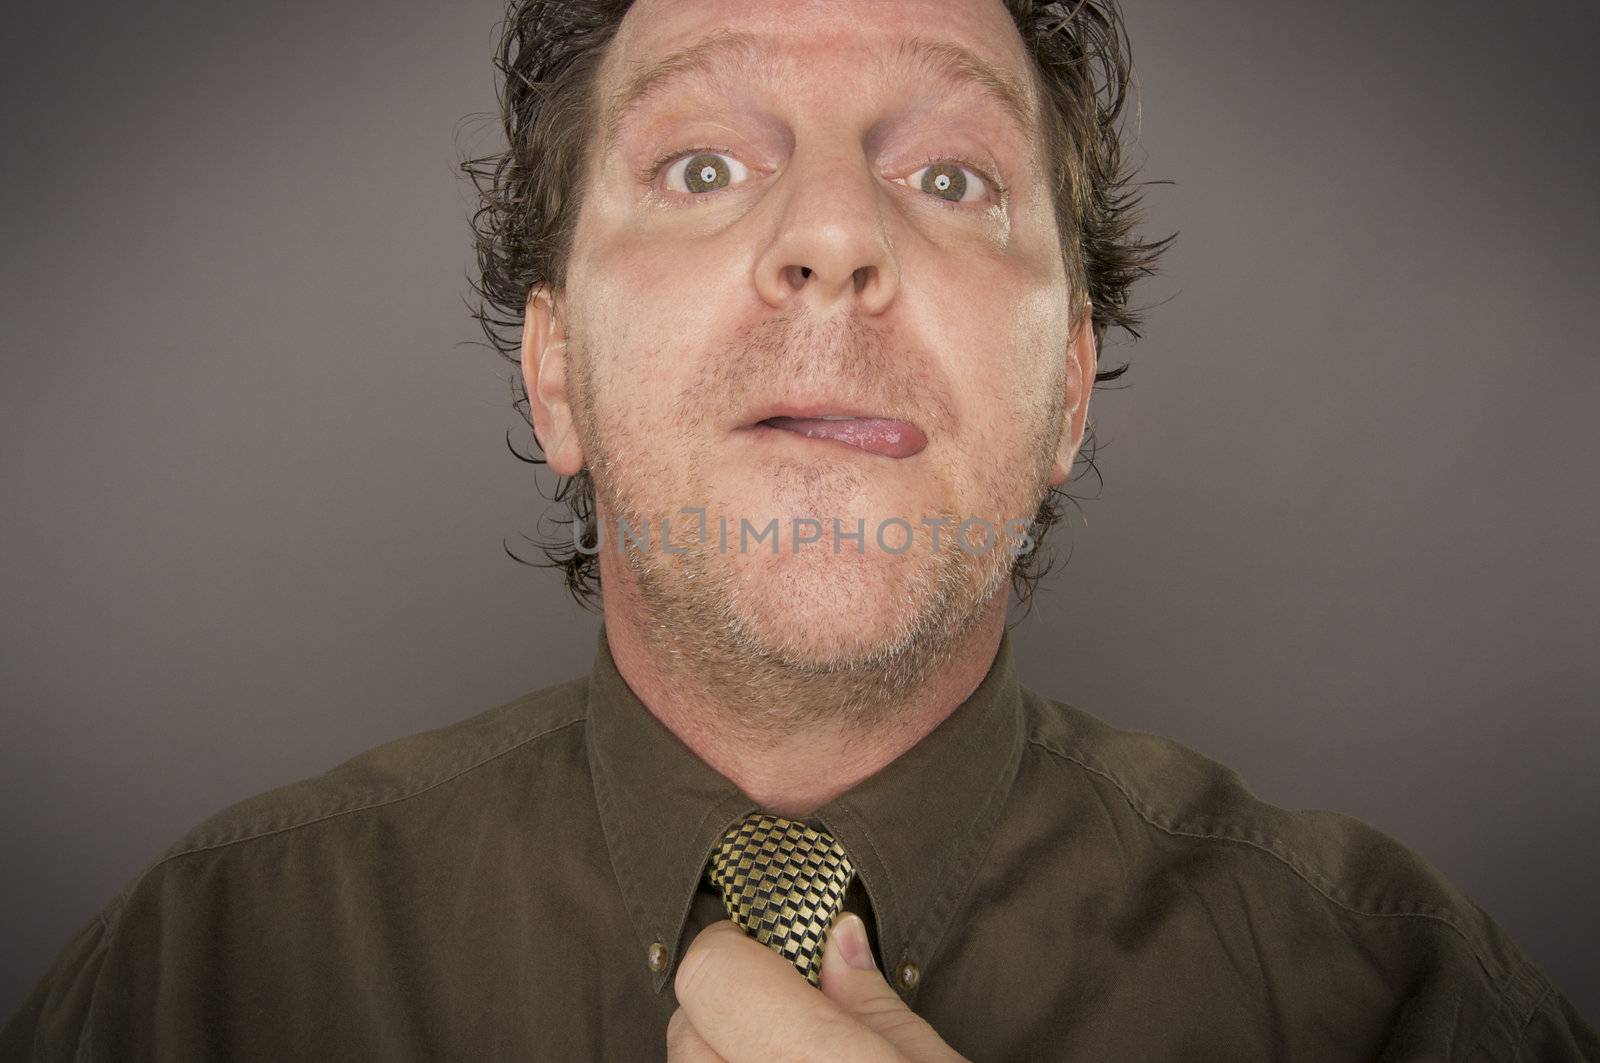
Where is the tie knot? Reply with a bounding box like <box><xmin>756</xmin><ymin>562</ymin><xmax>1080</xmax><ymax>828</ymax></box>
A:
<box><xmin>705</xmin><ymin>813</ymin><xmax>856</xmax><ymax>987</ymax></box>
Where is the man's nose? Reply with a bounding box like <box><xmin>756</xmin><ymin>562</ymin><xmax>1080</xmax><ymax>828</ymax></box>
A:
<box><xmin>751</xmin><ymin>145</ymin><xmax>901</xmax><ymax>317</ymax></box>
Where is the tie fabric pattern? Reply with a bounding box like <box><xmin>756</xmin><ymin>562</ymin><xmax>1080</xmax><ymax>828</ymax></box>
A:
<box><xmin>705</xmin><ymin>812</ymin><xmax>857</xmax><ymax>987</ymax></box>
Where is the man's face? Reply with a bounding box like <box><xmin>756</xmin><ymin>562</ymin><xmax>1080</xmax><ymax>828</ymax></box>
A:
<box><xmin>530</xmin><ymin>0</ymin><xmax>1094</xmax><ymax>681</ymax></box>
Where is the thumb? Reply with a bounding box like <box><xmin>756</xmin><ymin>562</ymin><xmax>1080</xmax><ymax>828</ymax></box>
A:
<box><xmin>819</xmin><ymin>913</ymin><xmax>964</xmax><ymax>1061</ymax></box>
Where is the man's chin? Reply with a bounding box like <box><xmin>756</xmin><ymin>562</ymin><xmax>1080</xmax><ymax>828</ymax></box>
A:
<box><xmin>719</xmin><ymin>552</ymin><xmax>963</xmax><ymax>673</ymax></box>
<box><xmin>732</xmin><ymin>610</ymin><xmax>912</xmax><ymax>674</ymax></box>
<box><xmin>621</xmin><ymin>518</ymin><xmax>1006</xmax><ymax>677</ymax></box>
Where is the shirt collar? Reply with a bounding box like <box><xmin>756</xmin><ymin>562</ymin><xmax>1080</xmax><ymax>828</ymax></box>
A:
<box><xmin>584</xmin><ymin>623</ymin><xmax>1027</xmax><ymax>995</ymax></box>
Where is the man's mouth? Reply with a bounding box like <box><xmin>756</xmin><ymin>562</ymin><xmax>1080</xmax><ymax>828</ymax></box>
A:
<box><xmin>750</xmin><ymin>415</ymin><xmax>928</xmax><ymax>459</ymax></box>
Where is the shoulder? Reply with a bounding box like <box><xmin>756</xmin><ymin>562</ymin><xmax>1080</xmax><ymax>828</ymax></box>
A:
<box><xmin>108</xmin><ymin>674</ymin><xmax>592</xmax><ymax>915</ymax></box>
<box><xmin>3</xmin><ymin>675</ymin><xmax>592</xmax><ymax>1058</ymax></box>
<box><xmin>1016</xmin><ymin>685</ymin><xmax>1562</xmax><ymax>1055</ymax></box>
<box><xmin>1020</xmin><ymin>685</ymin><xmax>1492</xmax><ymax>933</ymax></box>
<box><xmin>0</xmin><ymin>676</ymin><xmax>595</xmax><ymax>1059</ymax></box>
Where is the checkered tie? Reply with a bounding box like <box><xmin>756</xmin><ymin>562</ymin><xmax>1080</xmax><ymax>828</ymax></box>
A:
<box><xmin>705</xmin><ymin>812</ymin><xmax>856</xmax><ymax>987</ymax></box>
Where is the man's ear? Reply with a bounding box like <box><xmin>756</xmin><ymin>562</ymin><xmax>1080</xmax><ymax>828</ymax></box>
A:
<box><xmin>519</xmin><ymin>284</ymin><xmax>585</xmax><ymax>477</ymax></box>
<box><xmin>1047</xmin><ymin>300</ymin><xmax>1098</xmax><ymax>487</ymax></box>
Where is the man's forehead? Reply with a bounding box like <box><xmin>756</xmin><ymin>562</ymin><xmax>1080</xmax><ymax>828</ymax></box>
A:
<box><xmin>604</xmin><ymin>0</ymin><xmax>1029</xmax><ymax>92</ymax></box>
<box><xmin>601</xmin><ymin>0</ymin><xmax>1035</xmax><ymax>146</ymax></box>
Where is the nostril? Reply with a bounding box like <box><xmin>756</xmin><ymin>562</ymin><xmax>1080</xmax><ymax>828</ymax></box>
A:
<box><xmin>800</xmin><ymin>267</ymin><xmax>812</xmax><ymax>278</ymax></box>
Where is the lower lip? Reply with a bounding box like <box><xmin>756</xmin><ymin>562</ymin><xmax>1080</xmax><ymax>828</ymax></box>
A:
<box><xmin>745</xmin><ymin>417</ymin><xmax>928</xmax><ymax>459</ymax></box>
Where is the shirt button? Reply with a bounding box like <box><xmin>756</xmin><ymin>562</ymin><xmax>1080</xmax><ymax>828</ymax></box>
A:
<box><xmin>894</xmin><ymin>961</ymin><xmax>921</xmax><ymax>991</ymax></box>
<box><xmin>647</xmin><ymin>941</ymin><xmax>668</xmax><ymax>973</ymax></box>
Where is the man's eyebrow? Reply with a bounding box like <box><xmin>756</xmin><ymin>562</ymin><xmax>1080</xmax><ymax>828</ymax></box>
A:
<box><xmin>600</xmin><ymin>29</ymin><xmax>1037</xmax><ymax>153</ymax></box>
<box><xmin>879</xmin><ymin>35</ymin><xmax>1036</xmax><ymax>144</ymax></box>
<box><xmin>601</xmin><ymin>28</ymin><xmax>763</xmax><ymax>153</ymax></box>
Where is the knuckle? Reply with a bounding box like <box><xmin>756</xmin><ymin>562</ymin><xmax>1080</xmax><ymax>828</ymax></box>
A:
<box><xmin>859</xmin><ymin>997</ymin><xmax>918</xmax><ymax>1023</ymax></box>
<box><xmin>673</xmin><ymin>938</ymin><xmax>717</xmax><ymax>1001</ymax></box>
<box><xmin>675</xmin><ymin>920</ymin><xmax>740</xmax><ymax>1001</ymax></box>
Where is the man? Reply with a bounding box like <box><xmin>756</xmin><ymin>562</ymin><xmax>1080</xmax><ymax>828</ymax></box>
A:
<box><xmin>3</xmin><ymin>0</ymin><xmax>1595</xmax><ymax>1060</ymax></box>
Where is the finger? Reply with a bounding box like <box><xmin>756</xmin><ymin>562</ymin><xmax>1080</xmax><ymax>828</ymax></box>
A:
<box><xmin>667</xmin><ymin>1005</ymin><xmax>730</xmax><ymax>1063</ymax></box>
<box><xmin>818</xmin><ymin>916</ymin><xmax>963</xmax><ymax>1061</ymax></box>
<box><xmin>675</xmin><ymin>920</ymin><xmax>898</xmax><ymax>1063</ymax></box>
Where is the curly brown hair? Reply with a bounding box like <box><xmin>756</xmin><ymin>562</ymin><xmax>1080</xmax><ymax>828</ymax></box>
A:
<box><xmin>463</xmin><ymin>0</ymin><xmax>1173</xmax><ymax>614</ymax></box>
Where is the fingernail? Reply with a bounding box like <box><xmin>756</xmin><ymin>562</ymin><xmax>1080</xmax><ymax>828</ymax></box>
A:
<box><xmin>833</xmin><ymin>913</ymin><xmax>876</xmax><ymax>971</ymax></box>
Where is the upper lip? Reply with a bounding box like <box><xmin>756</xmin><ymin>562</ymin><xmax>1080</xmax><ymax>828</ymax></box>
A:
<box><xmin>739</xmin><ymin>401</ymin><xmax>919</xmax><ymax>430</ymax></box>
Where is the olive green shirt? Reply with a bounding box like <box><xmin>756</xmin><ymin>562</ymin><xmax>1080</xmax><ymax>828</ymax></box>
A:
<box><xmin>3</xmin><ymin>627</ymin><xmax>1594</xmax><ymax>1061</ymax></box>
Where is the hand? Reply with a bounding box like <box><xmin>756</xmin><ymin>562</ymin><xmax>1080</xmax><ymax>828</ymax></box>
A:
<box><xmin>666</xmin><ymin>914</ymin><xmax>967</xmax><ymax>1062</ymax></box>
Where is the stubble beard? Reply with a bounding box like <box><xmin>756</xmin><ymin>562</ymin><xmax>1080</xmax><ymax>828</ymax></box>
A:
<box><xmin>566</xmin><ymin>317</ymin><xmax>1063</xmax><ymax>747</ymax></box>
<box><xmin>595</xmin><ymin>469</ymin><xmax>1019</xmax><ymax>745</ymax></box>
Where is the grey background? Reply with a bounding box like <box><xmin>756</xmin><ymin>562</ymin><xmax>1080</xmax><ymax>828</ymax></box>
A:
<box><xmin>2</xmin><ymin>0</ymin><xmax>1596</xmax><ymax>1026</ymax></box>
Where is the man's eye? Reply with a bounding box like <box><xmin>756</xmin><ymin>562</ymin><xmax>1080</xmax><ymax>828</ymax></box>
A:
<box><xmin>906</xmin><ymin>161</ymin><xmax>988</xmax><ymax>205</ymax></box>
<box><xmin>664</xmin><ymin>151</ymin><xmax>750</xmax><ymax>194</ymax></box>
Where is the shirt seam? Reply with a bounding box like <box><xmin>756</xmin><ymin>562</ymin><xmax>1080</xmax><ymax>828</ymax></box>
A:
<box><xmin>1516</xmin><ymin>978</ymin><xmax>1557</xmax><ymax>1041</ymax></box>
<box><xmin>829</xmin><ymin>672</ymin><xmax>1023</xmax><ymax>992</ymax></box>
<box><xmin>1026</xmin><ymin>734</ymin><xmax>1519</xmax><ymax>999</ymax></box>
<box><xmin>895</xmin><ymin>686</ymin><xmax>1025</xmax><ymax>996</ymax></box>
<box><xmin>824</xmin><ymin>804</ymin><xmax>901</xmax><ymax>961</ymax></box>
<box><xmin>136</xmin><ymin>714</ymin><xmax>587</xmax><ymax>870</ymax></box>
<box><xmin>78</xmin><ymin>709</ymin><xmax>585</xmax><ymax>1050</ymax></box>
<box><xmin>654</xmin><ymin>794</ymin><xmax>758</xmax><ymax>992</ymax></box>
<box><xmin>82</xmin><ymin>910</ymin><xmax>112</xmax><ymax>1063</ymax></box>
<box><xmin>1474</xmin><ymin>962</ymin><xmax>1557</xmax><ymax>1061</ymax></box>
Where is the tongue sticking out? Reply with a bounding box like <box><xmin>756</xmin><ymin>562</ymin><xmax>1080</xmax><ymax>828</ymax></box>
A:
<box><xmin>760</xmin><ymin>416</ymin><xmax>927</xmax><ymax>459</ymax></box>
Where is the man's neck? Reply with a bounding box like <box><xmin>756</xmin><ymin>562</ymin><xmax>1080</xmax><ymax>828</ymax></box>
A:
<box><xmin>601</xmin><ymin>594</ymin><xmax>1009</xmax><ymax>819</ymax></box>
